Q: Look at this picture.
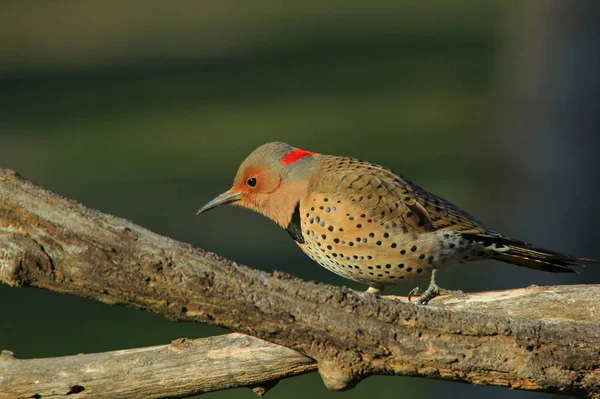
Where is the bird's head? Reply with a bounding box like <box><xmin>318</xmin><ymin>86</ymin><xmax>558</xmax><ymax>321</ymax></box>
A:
<box><xmin>197</xmin><ymin>142</ymin><xmax>319</xmax><ymax>227</ymax></box>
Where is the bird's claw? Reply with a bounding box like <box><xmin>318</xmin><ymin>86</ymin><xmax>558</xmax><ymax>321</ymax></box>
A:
<box><xmin>409</xmin><ymin>284</ymin><xmax>463</xmax><ymax>305</ymax></box>
<box><xmin>408</xmin><ymin>284</ymin><xmax>440</xmax><ymax>305</ymax></box>
<box><xmin>407</xmin><ymin>287</ymin><xmax>421</xmax><ymax>303</ymax></box>
<box><xmin>413</xmin><ymin>284</ymin><xmax>441</xmax><ymax>305</ymax></box>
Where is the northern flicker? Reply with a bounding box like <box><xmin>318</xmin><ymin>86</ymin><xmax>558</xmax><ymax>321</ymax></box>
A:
<box><xmin>197</xmin><ymin>142</ymin><xmax>598</xmax><ymax>304</ymax></box>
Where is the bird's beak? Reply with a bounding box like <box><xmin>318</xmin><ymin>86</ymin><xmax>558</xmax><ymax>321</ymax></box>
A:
<box><xmin>196</xmin><ymin>190</ymin><xmax>241</xmax><ymax>215</ymax></box>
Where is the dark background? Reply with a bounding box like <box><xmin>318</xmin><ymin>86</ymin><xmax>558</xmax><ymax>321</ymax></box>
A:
<box><xmin>1</xmin><ymin>1</ymin><xmax>599</xmax><ymax>398</ymax></box>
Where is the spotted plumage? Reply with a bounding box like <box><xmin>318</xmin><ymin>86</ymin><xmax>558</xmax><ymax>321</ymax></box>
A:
<box><xmin>198</xmin><ymin>142</ymin><xmax>598</xmax><ymax>304</ymax></box>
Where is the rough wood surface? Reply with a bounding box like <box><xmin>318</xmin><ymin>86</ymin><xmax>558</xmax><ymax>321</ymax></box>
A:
<box><xmin>0</xmin><ymin>333</ymin><xmax>315</xmax><ymax>399</ymax></box>
<box><xmin>1</xmin><ymin>168</ymin><xmax>599</xmax><ymax>398</ymax></box>
<box><xmin>428</xmin><ymin>284</ymin><xmax>600</xmax><ymax>323</ymax></box>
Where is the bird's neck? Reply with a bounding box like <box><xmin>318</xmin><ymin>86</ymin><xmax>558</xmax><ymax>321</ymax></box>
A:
<box><xmin>265</xmin><ymin>179</ymin><xmax>309</xmax><ymax>229</ymax></box>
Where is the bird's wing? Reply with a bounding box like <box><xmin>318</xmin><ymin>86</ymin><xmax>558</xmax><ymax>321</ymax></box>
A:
<box><xmin>311</xmin><ymin>156</ymin><xmax>490</xmax><ymax>235</ymax></box>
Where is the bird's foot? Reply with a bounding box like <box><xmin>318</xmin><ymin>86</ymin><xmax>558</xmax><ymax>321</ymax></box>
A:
<box><xmin>408</xmin><ymin>284</ymin><xmax>462</xmax><ymax>305</ymax></box>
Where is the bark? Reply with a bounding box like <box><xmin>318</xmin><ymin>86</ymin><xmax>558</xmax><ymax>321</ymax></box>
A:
<box><xmin>1</xmin><ymin>168</ymin><xmax>599</xmax><ymax>398</ymax></box>
<box><xmin>0</xmin><ymin>334</ymin><xmax>315</xmax><ymax>399</ymax></box>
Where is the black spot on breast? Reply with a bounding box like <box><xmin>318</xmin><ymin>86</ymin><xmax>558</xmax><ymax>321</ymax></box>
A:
<box><xmin>286</xmin><ymin>201</ymin><xmax>305</xmax><ymax>243</ymax></box>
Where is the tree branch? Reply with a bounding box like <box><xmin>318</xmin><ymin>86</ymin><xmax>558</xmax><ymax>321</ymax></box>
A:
<box><xmin>1</xmin><ymin>168</ymin><xmax>599</xmax><ymax>398</ymax></box>
<box><xmin>0</xmin><ymin>333</ymin><xmax>315</xmax><ymax>399</ymax></box>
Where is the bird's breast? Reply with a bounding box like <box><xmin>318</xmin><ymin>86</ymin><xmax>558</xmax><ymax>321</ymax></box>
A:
<box><xmin>295</xmin><ymin>194</ymin><xmax>443</xmax><ymax>285</ymax></box>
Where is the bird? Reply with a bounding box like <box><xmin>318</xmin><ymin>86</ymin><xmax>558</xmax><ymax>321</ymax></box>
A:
<box><xmin>197</xmin><ymin>142</ymin><xmax>598</xmax><ymax>304</ymax></box>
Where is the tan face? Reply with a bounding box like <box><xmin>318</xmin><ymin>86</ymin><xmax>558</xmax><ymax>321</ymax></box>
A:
<box><xmin>197</xmin><ymin>142</ymin><xmax>316</xmax><ymax>228</ymax></box>
<box><xmin>229</xmin><ymin>165</ymin><xmax>282</xmax><ymax>212</ymax></box>
<box><xmin>196</xmin><ymin>164</ymin><xmax>284</xmax><ymax>215</ymax></box>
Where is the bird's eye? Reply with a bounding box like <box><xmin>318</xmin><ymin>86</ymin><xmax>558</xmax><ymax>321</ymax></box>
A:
<box><xmin>246</xmin><ymin>177</ymin><xmax>257</xmax><ymax>188</ymax></box>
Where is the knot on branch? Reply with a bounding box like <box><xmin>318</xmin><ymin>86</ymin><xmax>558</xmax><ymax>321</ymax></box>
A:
<box><xmin>0</xmin><ymin>168</ymin><xmax>22</xmax><ymax>182</ymax></box>
<box><xmin>0</xmin><ymin>350</ymin><xmax>16</xmax><ymax>361</ymax></box>
<box><xmin>169</xmin><ymin>337</ymin><xmax>196</xmax><ymax>351</ymax></box>
<box><xmin>249</xmin><ymin>380</ymin><xmax>279</xmax><ymax>396</ymax></box>
<box><xmin>318</xmin><ymin>360</ymin><xmax>358</xmax><ymax>391</ymax></box>
<box><xmin>0</xmin><ymin>233</ymin><xmax>54</xmax><ymax>287</ymax></box>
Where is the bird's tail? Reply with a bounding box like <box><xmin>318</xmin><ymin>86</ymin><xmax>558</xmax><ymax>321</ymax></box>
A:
<box><xmin>461</xmin><ymin>233</ymin><xmax>598</xmax><ymax>273</ymax></box>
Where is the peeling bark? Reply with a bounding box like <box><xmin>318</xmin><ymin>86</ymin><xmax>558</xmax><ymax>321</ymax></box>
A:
<box><xmin>1</xmin><ymin>168</ymin><xmax>599</xmax><ymax>398</ymax></box>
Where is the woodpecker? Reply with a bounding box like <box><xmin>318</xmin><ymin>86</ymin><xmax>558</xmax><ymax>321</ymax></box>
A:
<box><xmin>197</xmin><ymin>142</ymin><xmax>597</xmax><ymax>304</ymax></box>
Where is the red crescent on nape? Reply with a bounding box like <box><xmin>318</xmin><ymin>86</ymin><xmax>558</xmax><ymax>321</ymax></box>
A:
<box><xmin>280</xmin><ymin>148</ymin><xmax>316</xmax><ymax>164</ymax></box>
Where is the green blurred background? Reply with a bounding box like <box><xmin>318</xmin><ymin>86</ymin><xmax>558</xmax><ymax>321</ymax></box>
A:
<box><xmin>1</xmin><ymin>1</ymin><xmax>599</xmax><ymax>398</ymax></box>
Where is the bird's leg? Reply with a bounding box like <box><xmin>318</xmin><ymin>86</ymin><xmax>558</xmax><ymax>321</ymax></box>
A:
<box><xmin>408</xmin><ymin>268</ymin><xmax>462</xmax><ymax>305</ymax></box>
